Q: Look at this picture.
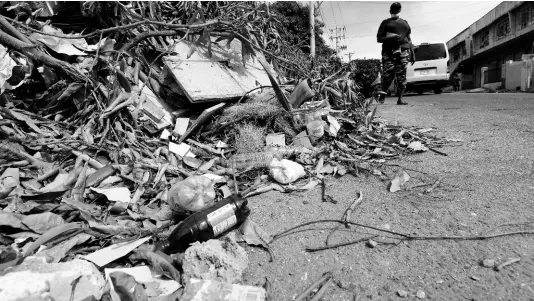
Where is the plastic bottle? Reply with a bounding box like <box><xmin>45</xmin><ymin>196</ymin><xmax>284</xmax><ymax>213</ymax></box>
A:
<box><xmin>156</xmin><ymin>195</ymin><xmax>250</xmax><ymax>254</ymax></box>
<box><xmin>226</xmin><ymin>151</ymin><xmax>282</xmax><ymax>169</ymax></box>
<box><xmin>224</xmin><ymin>146</ymin><xmax>317</xmax><ymax>170</ymax></box>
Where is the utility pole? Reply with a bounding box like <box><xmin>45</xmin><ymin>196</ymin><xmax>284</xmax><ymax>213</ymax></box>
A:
<box><xmin>345</xmin><ymin>51</ymin><xmax>355</xmax><ymax>62</ymax></box>
<box><xmin>330</xmin><ymin>27</ymin><xmax>346</xmax><ymax>56</ymax></box>
<box><xmin>310</xmin><ymin>1</ymin><xmax>315</xmax><ymax>58</ymax></box>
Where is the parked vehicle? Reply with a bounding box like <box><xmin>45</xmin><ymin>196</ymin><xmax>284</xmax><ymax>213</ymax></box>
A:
<box><xmin>407</xmin><ymin>42</ymin><xmax>451</xmax><ymax>94</ymax></box>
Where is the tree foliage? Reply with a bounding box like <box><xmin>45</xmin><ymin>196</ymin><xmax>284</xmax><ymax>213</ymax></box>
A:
<box><xmin>350</xmin><ymin>59</ymin><xmax>381</xmax><ymax>97</ymax></box>
<box><xmin>270</xmin><ymin>1</ymin><xmax>334</xmax><ymax>58</ymax></box>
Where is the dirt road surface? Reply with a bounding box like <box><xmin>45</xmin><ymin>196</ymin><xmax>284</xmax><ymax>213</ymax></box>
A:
<box><xmin>243</xmin><ymin>92</ymin><xmax>534</xmax><ymax>300</ymax></box>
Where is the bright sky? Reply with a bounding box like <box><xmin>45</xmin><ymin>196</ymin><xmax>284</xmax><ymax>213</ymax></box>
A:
<box><xmin>316</xmin><ymin>1</ymin><xmax>501</xmax><ymax>61</ymax></box>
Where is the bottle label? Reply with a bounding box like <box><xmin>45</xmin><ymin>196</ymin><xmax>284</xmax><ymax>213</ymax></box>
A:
<box><xmin>212</xmin><ymin>215</ymin><xmax>237</xmax><ymax>236</ymax></box>
<box><xmin>207</xmin><ymin>204</ymin><xmax>236</xmax><ymax>236</ymax></box>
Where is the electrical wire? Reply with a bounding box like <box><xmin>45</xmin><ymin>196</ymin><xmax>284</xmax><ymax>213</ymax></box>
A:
<box><xmin>329</xmin><ymin>2</ymin><xmax>338</xmax><ymax>28</ymax></box>
<box><xmin>336</xmin><ymin>2</ymin><xmax>346</xmax><ymax>27</ymax></box>
<box><xmin>343</xmin><ymin>1</ymin><xmax>483</xmax><ymax>27</ymax></box>
<box><xmin>345</xmin><ymin>4</ymin><xmax>497</xmax><ymax>40</ymax></box>
<box><xmin>336</xmin><ymin>2</ymin><xmax>347</xmax><ymax>48</ymax></box>
<box><xmin>318</xmin><ymin>6</ymin><xmax>334</xmax><ymax>49</ymax></box>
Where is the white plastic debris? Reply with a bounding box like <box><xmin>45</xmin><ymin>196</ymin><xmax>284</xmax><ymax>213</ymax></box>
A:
<box><xmin>407</xmin><ymin>141</ymin><xmax>429</xmax><ymax>152</ymax></box>
<box><xmin>269</xmin><ymin>159</ymin><xmax>306</xmax><ymax>184</ymax></box>
<box><xmin>90</xmin><ymin>187</ymin><xmax>131</xmax><ymax>203</ymax></box>
<box><xmin>169</xmin><ymin>175</ymin><xmax>216</xmax><ymax>212</ymax></box>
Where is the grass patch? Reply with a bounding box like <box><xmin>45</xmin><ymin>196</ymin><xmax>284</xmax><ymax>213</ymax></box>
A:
<box><xmin>234</xmin><ymin>122</ymin><xmax>265</xmax><ymax>154</ymax></box>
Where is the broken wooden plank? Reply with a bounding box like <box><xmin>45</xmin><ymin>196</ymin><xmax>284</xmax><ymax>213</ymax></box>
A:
<box><xmin>163</xmin><ymin>57</ymin><xmax>245</xmax><ymax>103</ymax></box>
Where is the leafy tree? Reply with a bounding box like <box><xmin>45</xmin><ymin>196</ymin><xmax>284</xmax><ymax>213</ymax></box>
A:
<box><xmin>270</xmin><ymin>2</ymin><xmax>335</xmax><ymax>58</ymax></box>
<box><xmin>350</xmin><ymin>59</ymin><xmax>381</xmax><ymax>97</ymax></box>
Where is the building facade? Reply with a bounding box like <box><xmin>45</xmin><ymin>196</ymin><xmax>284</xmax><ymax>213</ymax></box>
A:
<box><xmin>447</xmin><ymin>1</ymin><xmax>534</xmax><ymax>90</ymax></box>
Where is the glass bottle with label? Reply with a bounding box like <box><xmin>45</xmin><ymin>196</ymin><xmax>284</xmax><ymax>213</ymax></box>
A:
<box><xmin>156</xmin><ymin>195</ymin><xmax>250</xmax><ymax>254</ymax></box>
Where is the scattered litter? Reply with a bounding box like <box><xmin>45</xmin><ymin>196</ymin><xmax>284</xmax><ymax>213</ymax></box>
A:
<box><xmin>181</xmin><ymin>279</ymin><xmax>266</xmax><ymax>301</ymax></box>
<box><xmin>366</xmin><ymin>239</ymin><xmax>378</xmax><ymax>248</ymax></box>
<box><xmin>160</xmin><ymin>128</ymin><xmax>172</xmax><ymax>140</ymax></box>
<box><xmin>408</xmin><ymin>141</ymin><xmax>429</xmax><ymax>152</ymax></box>
<box><xmin>237</xmin><ymin>218</ymin><xmax>273</xmax><ymax>248</ymax></box>
<box><xmin>83</xmin><ymin>236</ymin><xmax>151</xmax><ymax>267</ymax></box>
<box><xmin>495</xmin><ymin>257</ymin><xmax>521</xmax><ymax>271</ymax></box>
<box><xmin>105</xmin><ymin>266</ymin><xmax>158</xmax><ymax>301</ymax></box>
<box><xmin>482</xmin><ymin>259</ymin><xmax>496</xmax><ymax>268</ymax></box>
<box><xmin>326</xmin><ymin>115</ymin><xmax>341</xmax><ymax>137</ymax></box>
<box><xmin>266</xmin><ymin>133</ymin><xmax>286</xmax><ymax>146</ymax></box>
<box><xmin>0</xmin><ymin>2</ymin><xmax>469</xmax><ymax>298</ymax></box>
<box><xmin>173</xmin><ymin>118</ymin><xmax>190</xmax><ymax>137</ymax></box>
<box><xmin>306</xmin><ymin>120</ymin><xmax>326</xmax><ymax>144</ymax></box>
<box><xmin>169</xmin><ymin>175</ymin><xmax>217</xmax><ymax>212</ymax></box>
<box><xmin>389</xmin><ymin>170</ymin><xmax>411</xmax><ymax>192</ymax></box>
<box><xmin>156</xmin><ymin>196</ymin><xmax>250</xmax><ymax>254</ymax></box>
<box><xmin>90</xmin><ymin>187</ymin><xmax>131</xmax><ymax>203</ymax></box>
<box><xmin>269</xmin><ymin>158</ymin><xmax>306</xmax><ymax>184</ymax></box>
<box><xmin>169</xmin><ymin>141</ymin><xmax>194</xmax><ymax>158</ymax></box>
<box><xmin>0</xmin><ymin>257</ymin><xmax>106</xmax><ymax>301</ymax></box>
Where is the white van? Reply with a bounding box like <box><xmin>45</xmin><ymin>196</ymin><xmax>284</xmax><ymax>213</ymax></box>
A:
<box><xmin>406</xmin><ymin>42</ymin><xmax>451</xmax><ymax>94</ymax></box>
<box><xmin>386</xmin><ymin>42</ymin><xmax>451</xmax><ymax>96</ymax></box>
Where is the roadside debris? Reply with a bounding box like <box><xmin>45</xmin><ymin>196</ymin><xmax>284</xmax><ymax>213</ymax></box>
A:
<box><xmin>169</xmin><ymin>175</ymin><xmax>217</xmax><ymax>212</ymax></box>
<box><xmin>156</xmin><ymin>196</ymin><xmax>250</xmax><ymax>254</ymax></box>
<box><xmin>0</xmin><ymin>257</ymin><xmax>106</xmax><ymax>301</ymax></box>
<box><xmin>495</xmin><ymin>257</ymin><xmax>521</xmax><ymax>271</ymax></box>
<box><xmin>295</xmin><ymin>272</ymin><xmax>333</xmax><ymax>301</ymax></box>
<box><xmin>181</xmin><ymin>279</ymin><xmax>266</xmax><ymax>301</ymax></box>
<box><xmin>182</xmin><ymin>236</ymin><xmax>249</xmax><ymax>284</ymax></box>
<box><xmin>481</xmin><ymin>259</ymin><xmax>496</xmax><ymax>268</ymax></box>
<box><xmin>0</xmin><ymin>1</ymin><xmax>469</xmax><ymax>300</ymax></box>
<box><xmin>416</xmin><ymin>290</ymin><xmax>426</xmax><ymax>299</ymax></box>
<box><xmin>389</xmin><ymin>170</ymin><xmax>411</xmax><ymax>192</ymax></box>
<box><xmin>269</xmin><ymin>158</ymin><xmax>306</xmax><ymax>184</ymax></box>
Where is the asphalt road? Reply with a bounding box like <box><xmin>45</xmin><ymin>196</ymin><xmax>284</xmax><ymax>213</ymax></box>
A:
<box><xmin>245</xmin><ymin>92</ymin><xmax>534</xmax><ymax>301</ymax></box>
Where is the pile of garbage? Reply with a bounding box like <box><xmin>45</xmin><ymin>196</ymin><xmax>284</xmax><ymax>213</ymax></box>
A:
<box><xmin>0</xmin><ymin>2</ymin><xmax>456</xmax><ymax>300</ymax></box>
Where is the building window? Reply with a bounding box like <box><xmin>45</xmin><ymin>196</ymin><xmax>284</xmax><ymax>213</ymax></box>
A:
<box><xmin>451</xmin><ymin>43</ymin><xmax>466</xmax><ymax>62</ymax></box>
<box><xmin>479</xmin><ymin>31</ymin><xmax>489</xmax><ymax>49</ymax></box>
<box><xmin>452</xmin><ymin>47</ymin><xmax>461</xmax><ymax>62</ymax></box>
<box><xmin>495</xmin><ymin>18</ymin><xmax>510</xmax><ymax>40</ymax></box>
<box><xmin>517</xmin><ymin>3</ymin><xmax>534</xmax><ymax>30</ymax></box>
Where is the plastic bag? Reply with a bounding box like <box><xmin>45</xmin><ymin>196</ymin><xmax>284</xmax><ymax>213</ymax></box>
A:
<box><xmin>306</xmin><ymin>120</ymin><xmax>326</xmax><ymax>144</ymax></box>
<box><xmin>169</xmin><ymin>175</ymin><xmax>216</xmax><ymax>212</ymax></box>
<box><xmin>269</xmin><ymin>159</ymin><xmax>306</xmax><ymax>184</ymax></box>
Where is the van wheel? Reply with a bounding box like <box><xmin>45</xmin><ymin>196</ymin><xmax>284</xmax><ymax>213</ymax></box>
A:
<box><xmin>387</xmin><ymin>91</ymin><xmax>391</xmax><ymax>97</ymax></box>
<box><xmin>434</xmin><ymin>88</ymin><xmax>442</xmax><ymax>94</ymax></box>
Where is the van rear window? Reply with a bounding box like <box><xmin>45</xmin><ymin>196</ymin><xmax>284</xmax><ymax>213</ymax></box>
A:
<box><xmin>414</xmin><ymin>44</ymin><xmax>447</xmax><ymax>62</ymax></box>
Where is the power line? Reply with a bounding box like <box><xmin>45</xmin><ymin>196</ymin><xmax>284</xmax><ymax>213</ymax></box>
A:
<box><xmin>343</xmin><ymin>1</ymin><xmax>482</xmax><ymax>28</ymax></box>
<box><xmin>345</xmin><ymin>4</ymin><xmax>497</xmax><ymax>40</ymax></box>
<box><xmin>336</xmin><ymin>2</ymin><xmax>347</xmax><ymax>47</ymax></box>
<box><xmin>336</xmin><ymin>3</ymin><xmax>346</xmax><ymax>26</ymax></box>
<box><xmin>329</xmin><ymin>2</ymin><xmax>338</xmax><ymax>28</ymax></box>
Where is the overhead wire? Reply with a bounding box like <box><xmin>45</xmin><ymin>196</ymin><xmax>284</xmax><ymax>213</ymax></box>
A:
<box><xmin>336</xmin><ymin>2</ymin><xmax>347</xmax><ymax>48</ymax></box>
<box><xmin>343</xmin><ymin>1</ymin><xmax>483</xmax><ymax>27</ymax></box>
<box><xmin>345</xmin><ymin>4</ymin><xmax>498</xmax><ymax>40</ymax></box>
<box><xmin>318</xmin><ymin>6</ymin><xmax>334</xmax><ymax>49</ymax></box>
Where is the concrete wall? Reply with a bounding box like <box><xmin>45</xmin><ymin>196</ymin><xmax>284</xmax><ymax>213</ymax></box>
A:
<box><xmin>483</xmin><ymin>82</ymin><xmax>502</xmax><ymax>90</ymax></box>
<box><xmin>505</xmin><ymin>61</ymin><xmax>523</xmax><ymax>90</ymax></box>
